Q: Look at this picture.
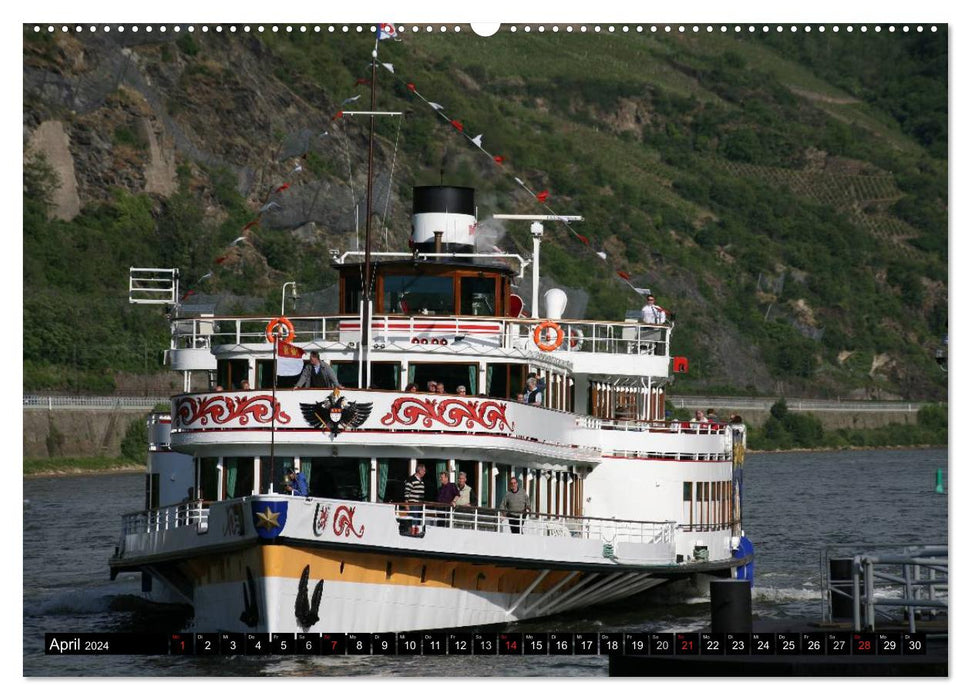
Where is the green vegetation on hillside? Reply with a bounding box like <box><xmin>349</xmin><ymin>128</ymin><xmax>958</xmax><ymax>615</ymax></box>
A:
<box><xmin>22</xmin><ymin>28</ymin><xmax>947</xmax><ymax>399</ymax></box>
<box><xmin>747</xmin><ymin>399</ymin><xmax>947</xmax><ymax>450</ymax></box>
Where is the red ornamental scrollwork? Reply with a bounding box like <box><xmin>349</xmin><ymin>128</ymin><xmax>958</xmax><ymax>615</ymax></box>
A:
<box><xmin>174</xmin><ymin>394</ymin><xmax>291</xmax><ymax>428</ymax></box>
<box><xmin>380</xmin><ymin>397</ymin><xmax>514</xmax><ymax>432</ymax></box>
<box><xmin>333</xmin><ymin>505</ymin><xmax>365</xmax><ymax>538</ymax></box>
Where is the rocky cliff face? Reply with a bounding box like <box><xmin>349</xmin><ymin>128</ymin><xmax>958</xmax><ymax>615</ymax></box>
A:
<box><xmin>22</xmin><ymin>27</ymin><xmax>948</xmax><ymax>400</ymax></box>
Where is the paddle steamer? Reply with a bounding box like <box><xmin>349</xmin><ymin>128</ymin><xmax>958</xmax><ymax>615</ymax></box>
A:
<box><xmin>110</xmin><ymin>41</ymin><xmax>752</xmax><ymax>631</ymax></box>
<box><xmin>111</xmin><ymin>183</ymin><xmax>751</xmax><ymax>632</ymax></box>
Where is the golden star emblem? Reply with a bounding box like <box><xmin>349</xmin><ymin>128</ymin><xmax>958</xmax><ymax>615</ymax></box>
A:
<box><xmin>255</xmin><ymin>506</ymin><xmax>281</xmax><ymax>531</ymax></box>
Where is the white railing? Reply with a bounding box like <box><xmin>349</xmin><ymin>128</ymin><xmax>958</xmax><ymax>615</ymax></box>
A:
<box><xmin>669</xmin><ymin>396</ymin><xmax>939</xmax><ymax>413</ymax></box>
<box><xmin>121</xmin><ymin>502</ymin><xmax>208</xmax><ymax>535</ymax></box>
<box><xmin>395</xmin><ymin>503</ymin><xmax>675</xmax><ymax>544</ymax></box>
<box><xmin>23</xmin><ymin>395</ymin><xmax>169</xmax><ymax>409</ymax></box>
<box><xmin>171</xmin><ymin>313</ymin><xmax>670</xmax><ymax>358</ymax></box>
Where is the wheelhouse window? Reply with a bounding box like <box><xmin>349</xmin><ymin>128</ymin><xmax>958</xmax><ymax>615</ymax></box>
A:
<box><xmin>459</xmin><ymin>275</ymin><xmax>497</xmax><ymax>316</ymax></box>
<box><xmin>383</xmin><ymin>275</ymin><xmax>454</xmax><ymax>315</ymax></box>
<box><xmin>342</xmin><ymin>273</ymin><xmax>361</xmax><ymax>314</ymax></box>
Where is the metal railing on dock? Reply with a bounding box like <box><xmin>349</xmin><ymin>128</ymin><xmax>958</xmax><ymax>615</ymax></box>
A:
<box><xmin>822</xmin><ymin>544</ymin><xmax>948</xmax><ymax>633</ymax></box>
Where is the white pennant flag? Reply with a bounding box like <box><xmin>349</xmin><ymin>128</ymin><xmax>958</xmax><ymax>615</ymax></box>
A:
<box><xmin>428</xmin><ymin>102</ymin><xmax>444</xmax><ymax>110</ymax></box>
<box><xmin>381</xmin><ymin>63</ymin><xmax>395</xmax><ymax>73</ymax></box>
<box><xmin>471</xmin><ymin>134</ymin><xmax>483</xmax><ymax>147</ymax></box>
<box><xmin>596</xmin><ymin>251</ymin><xmax>607</xmax><ymax>260</ymax></box>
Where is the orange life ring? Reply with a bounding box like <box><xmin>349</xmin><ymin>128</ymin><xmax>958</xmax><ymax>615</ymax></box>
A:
<box><xmin>568</xmin><ymin>327</ymin><xmax>584</xmax><ymax>348</ymax></box>
<box><xmin>533</xmin><ymin>320</ymin><xmax>564</xmax><ymax>352</ymax></box>
<box><xmin>265</xmin><ymin>316</ymin><xmax>295</xmax><ymax>343</ymax></box>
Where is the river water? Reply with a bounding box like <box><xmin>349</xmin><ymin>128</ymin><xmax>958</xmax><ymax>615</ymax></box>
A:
<box><xmin>23</xmin><ymin>448</ymin><xmax>947</xmax><ymax>678</ymax></box>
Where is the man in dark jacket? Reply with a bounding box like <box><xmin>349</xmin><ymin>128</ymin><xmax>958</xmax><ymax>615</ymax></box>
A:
<box><xmin>295</xmin><ymin>351</ymin><xmax>340</xmax><ymax>388</ymax></box>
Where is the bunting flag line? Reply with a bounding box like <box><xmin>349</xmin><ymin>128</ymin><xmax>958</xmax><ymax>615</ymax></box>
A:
<box><xmin>376</xmin><ymin>23</ymin><xmax>399</xmax><ymax>41</ymax></box>
<box><xmin>374</xmin><ymin>53</ymin><xmax>648</xmax><ymax>297</ymax></box>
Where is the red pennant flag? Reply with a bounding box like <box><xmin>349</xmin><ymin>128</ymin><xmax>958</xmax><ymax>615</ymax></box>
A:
<box><xmin>182</xmin><ymin>290</ymin><xmax>196</xmax><ymax>300</ymax></box>
<box><xmin>673</xmin><ymin>356</ymin><xmax>689</xmax><ymax>373</ymax></box>
<box><xmin>333</xmin><ymin>110</ymin><xmax>344</xmax><ymax>120</ymax></box>
<box><xmin>215</xmin><ymin>255</ymin><xmax>228</xmax><ymax>265</ymax></box>
<box><xmin>450</xmin><ymin>119</ymin><xmax>464</xmax><ymax>132</ymax></box>
<box><xmin>493</xmin><ymin>155</ymin><xmax>505</xmax><ymax>163</ymax></box>
<box><xmin>536</xmin><ymin>190</ymin><xmax>549</xmax><ymax>203</ymax></box>
<box><xmin>275</xmin><ymin>183</ymin><xmax>290</xmax><ymax>194</ymax></box>
<box><xmin>243</xmin><ymin>219</ymin><xmax>260</xmax><ymax>231</ymax></box>
<box><xmin>354</xmin><ymin>78</ymin><xmax>371</xmax><ymax>86</ymax></box>
<box><xmin>617</xmin><ymin>271</ymin><xmax>631</xmax><ymax>281</ymax></box>
<box><xmin>577</xmin><ymin>235</ymin><xmax>589</xmax><ymax>246</ymax></box>
<box><xmin>406</xmin><ymin>83</ymin><xmax>416</xmax><ymax>92</ymax></box>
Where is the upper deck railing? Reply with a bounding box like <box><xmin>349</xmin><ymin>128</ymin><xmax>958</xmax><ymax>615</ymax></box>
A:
<box><xmin>170</xmin><ymin>313</ymin><xmax>670</xmax><ymax>359</ymax></box>
<box><xmin>119</xmin><ymin>498</ymin><xmax>675</xmax><ymax>545</ymax></box>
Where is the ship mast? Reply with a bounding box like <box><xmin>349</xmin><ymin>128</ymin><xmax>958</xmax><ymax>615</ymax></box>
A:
<box><xmin>361</xmin><ymin>49</ymin><xmax>378</xmax><ymax>389</ymax></box>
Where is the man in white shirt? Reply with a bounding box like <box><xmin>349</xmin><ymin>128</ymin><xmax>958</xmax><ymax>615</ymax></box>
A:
<box><xmin>640</xmin><ymin>294</ymin><xmax>667</xmax><ymax>324</ymax></box>
<box><xmin>639</xmin><ymin>294</ymin><xmax>667</xmax><ymax>355</ymax></box>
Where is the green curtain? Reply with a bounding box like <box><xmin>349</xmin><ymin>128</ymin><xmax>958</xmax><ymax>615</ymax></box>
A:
<box><xmin>378</xmin><ymin>460</ymin><xmax>389</xmax><ymax>501</ymax></box>
<box><xmin>485</xmin><ymin>365</ymin><xmax>493</xmax><ymax>395</ymax></box>
<box><xmin>226</xmin><ymin>462</ymin><xmax>237</xmax><ymax>499</ymax></box>
<box><xmin>407</xmin><ymin>364</ymin><xmax>416</xmax><ymax>384</ymax></box>
<box><xmin>468</xmin><ymin>366</ymin><xmax>477</xmax><ymax>395</ymax></box>
<box><xmin>495</xmin><ymin>465</ymin><xmax>507</xmax><ymax>506</ymax></box>
<box><xmin>302</xmin><ymin>460</ymin><xmax>312</xmax><ymax>494</ymax></box>
<box><xmin>359</xmin><ymin>460</ymin><xmax>370</xmax><ymax>500</ymax></box>
<box><xmin>436</xmin><ymin>462</ymin><xmax>448</xmax><ymax>479</ymax></box>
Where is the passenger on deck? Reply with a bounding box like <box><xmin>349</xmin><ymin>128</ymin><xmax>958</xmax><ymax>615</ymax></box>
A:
<box><xmin>436</xmin><ymin>383</ymin><xmax>446</xmax><ymax>394</ymax></box>
<box><xmin>454</xmin><ymin>472</ymin><xmax>473</xmax><ymax>506</ymax></box>
<box><xmin>499</xmin><ymin>476</ymin><xmax>529</xmax><ymax>534</ymax></box>
<box><xmin>456</xmin><ymin>385</ymin><xmax>467</xmax><ymax>395</ymax></box>
<box><xmin>692</xmin><ymin>410</ymin><xmax>708</xmax><ymax>423</ymax></box>
<box><xmin>516</xmin><ymin>393</ymin><xmax>525</xmax><ymax>403</ymax></box>
<box><xmin>640</xmin><ymin>294</ymin><xmax>667</xmax><ymax>325</ymax></box>
<box><xmin>402</xmin><ymin>463</ymin><xmax>426</xmax><ymax>534</ymax></box>
<box><xmin>426</xmin><ymin>380</ymin><xmax>438</xmax><ymax>392</ymax></box>
<box><xmin>286</xmin><ymin>466</ymin><xmax>309</xmax><ymax>497</ymax></box>
<box><xmin>213</xmin><ymin>385</ymin><xmax>224</xmax><ymax>392</ymax></box>
<box><xmin>706</xmin><ymin>408</ymin><xmax>719</xmax><ymax>422</ymax></box>
<box><xmin>524</xmin><ymin>376</ymin><xmax>545</xmax><ymax>405</ymax></box>
<box><xmin>240</xmin><ymin>380</ymin><xmax>251</xmax><ymax>391</ymax></box>
<box><xmin>453</xmin><ymin>471</ymin><xmax>474</xmax><ymax>529</ymax></box>
<box><xmin>436</xmin><ymin>471</ymin><xmax>460</xmax><ymax>527</ymax></box>
<box><xmin>639</xmin><ymin>294</ymin><xmax>668</xmax><ymax>354</ymax></box>
<box><xmin>405</xmin><ymin>464</ymin><xmax>426</xmax><ymax>503</ymax></box>
<box><xmin>295</xmin><ymin>351</ymin><xmax>340</xmax><ymax>389</ymax></box>
<box><xmin>405</xmin><ymin>383</ymin><xmax>419</xmax><ymax>392</ymax></box>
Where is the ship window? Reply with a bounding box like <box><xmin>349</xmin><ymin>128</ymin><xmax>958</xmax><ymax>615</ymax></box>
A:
<box><xmin>300</xmin><ymin>457</ymin><xmax>367</xmax><ymax>501</ymax></box>
<box><xmin>199</xmin><ymin>457</ymin><xmax>219</xmax><ymax>502</ymax></box>
<box><xmin>258</xmin><ymin>456</ymin><xmax>292</xmax><ymax>494</ymax></box>
<box><xmin>378</xmin><ymin>459</ymin><xmax>411</xmax><ymax>503</ymax></box>
<box><xmin>216</xmin><ymin>359</ymin><xmax>250</xmax><ymax>391</ymax></box>
<box><xmin>342</xmin><ymin>274</ymin><xmax>361</xmax><ymax>314</ymax></box>
<box><xmin>409</xmin><ymin>362</ymin><xmax>477</xmax><ymax>395</ymax></box>
<box><xmin>256</xmin><ymin>359</ymin><xmax>299</xmax><ymax>389</ymax></box>
<box><xmin>383</xmin><ymin>275</ymin><xmax>454</xmax><ymax>315</ymax></box>
<box><xmin>459</xmin><ymin>275</ymin><xmax>497</xmax><ymax>316</ymax></box>
<box><xmin>224</xmin><ymin>457</ymin><xmax>254</xmax><ymax>498</ymax></box>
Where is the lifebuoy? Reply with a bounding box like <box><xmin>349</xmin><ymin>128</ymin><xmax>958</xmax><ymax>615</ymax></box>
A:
<box><xmin>533</xmin><ymin>320</ymin><xmax>564</xmax><ymax>352</ymax></box>
<box><xmin>568</xmin><ymin>327</ymin><xmax>584</xmax><ymax>349</ymax></box>
<box><xmin>265</xmin><ymin>316</ymin><xmax>295</xmax><ymax>343</ymax></box>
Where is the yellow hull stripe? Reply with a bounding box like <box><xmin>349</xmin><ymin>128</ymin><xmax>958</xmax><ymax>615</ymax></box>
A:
<box><xmin>182</xmin><ymin>545</ymin><xmax>582</xmax><ymax>596</ymax></box>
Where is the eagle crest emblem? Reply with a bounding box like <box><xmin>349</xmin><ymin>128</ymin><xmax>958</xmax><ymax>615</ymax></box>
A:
<box><xmin>300</xmin><ymin>389</ymin><xmax>373</xmax><ymax>435</ymax></box>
